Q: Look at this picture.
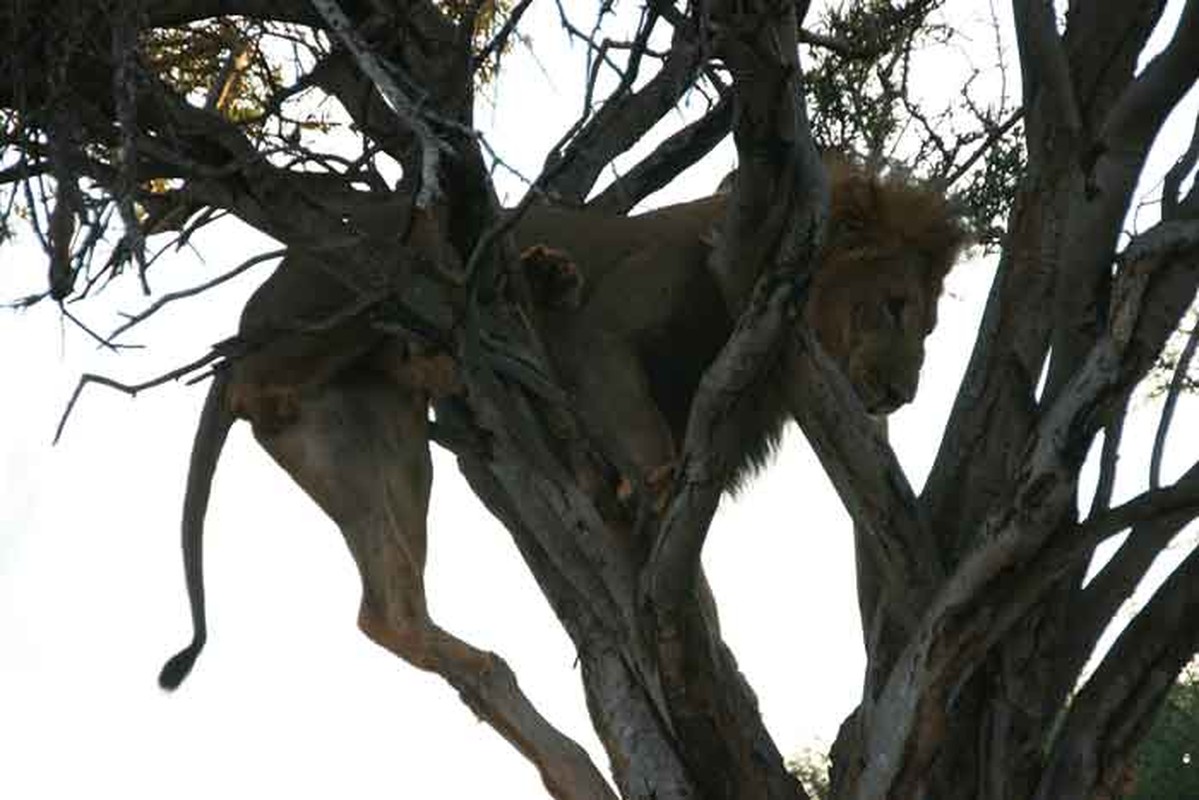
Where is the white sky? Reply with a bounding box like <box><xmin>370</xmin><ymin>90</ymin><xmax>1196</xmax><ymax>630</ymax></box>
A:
<box><xmin>1</xmin><ymin>3</ymin><xmax>1197</xmax><ymax>798</ymax></box>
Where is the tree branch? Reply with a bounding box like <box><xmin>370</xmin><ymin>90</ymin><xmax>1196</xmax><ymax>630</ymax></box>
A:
<box><xmin>544</xmin><ymin>15</ymin><xmax>704</xmax><ymax>204</ymax></box>
<box><xmin>1061</xmin><ymin>461</ymin><xmax>1199</xmax><ymax>689</ymax></box>
<box><xmin>857</xmin><ymin>235</ymin><xmax>1199</xmax><ymax>796</ymax></box>
<box><xmin>473</xmin><ymin>0</ymin><xmax>535</xmax><ymax>74</ymax></box>
<box><xmin>1163</xmin><ymin>104</ymin><xmax>1199</xmax><ymax>219</ymax></box>
<box><xmin>636</xmin><ymin>1</ymin><xmax>825</xmax><ymax>795</ymax></box>
<box><xmin>54</xmin><ymin>353</ymin><xmax>223</xmax><ymax>445</ymax></box>
<box><xmin>148</xmin><ymin>0</ymin><xmax>318</xmax><ymax>27</ymax></box>
<box><xmin>308</xmin><ymin>0</ymin><xmax>456</xmax><ymax>208</ymax></box>
<box><xmin>1151</xmin><ymin>319</ymin><xmax>1199</xmax><ymax>489</ymax></box>
<box><xmin>305</xmin><ymin>50</ymin><xmax>419</xmax><ymax>173</ymax></box>
<box><xmin>1012</xmin><ymin>0</ymin><xmax>1082</xmax><ymax>139</ymax></box>
<box><xmin>108</xmin><ymin>249</ymin><xmax>286</xmax><ymax>343</ymax></box>
<box><xmin>1097</xmin><ymin>0</ymin><xmax>1199</xmax><ymax>155</ymax></box>
<box><xmin>1088</xmin><ymin>390</ymin><xmax>1127</xmax><ymax>517</ymax></box>
<box><xmin>1041</xmin><ymin>0</ymin><xmax>1199</xmax><ymax>405</ymax></box>
<box><xmin>1034</xmin><ymin>544</ymin><xmax>1199</xmax><ymax>800</ymax></box>
<box><xmin>586</xmin><ymin>93</ymin><xmax>732</xmax><ymax>215</ymax></box>
<box><xmin>785</xmin><ymin>332</ymin><xmax>938</xmax><ymax>631</ymax></box>
<box><xmin>943</xmin><ymin>108</ymin><xmax>1024</xmax><ymax>188</ymax></box>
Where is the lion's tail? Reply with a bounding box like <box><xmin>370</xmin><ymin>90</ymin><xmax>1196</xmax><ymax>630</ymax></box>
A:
<box><xmin>159</xmin><ymin>370</ymin><xmax>233</xmax><ymax>691</ymax></box>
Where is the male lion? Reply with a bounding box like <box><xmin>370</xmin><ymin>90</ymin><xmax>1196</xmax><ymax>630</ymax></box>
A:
<box><xmin>512</xmin><ymin>158</ymin><xmax>965</xmax><ymax>497</ymax></box>
<box><xmin>159</xmin><ymin>159</ymin><xmax>964</xmax><ymax>709</ymax></box>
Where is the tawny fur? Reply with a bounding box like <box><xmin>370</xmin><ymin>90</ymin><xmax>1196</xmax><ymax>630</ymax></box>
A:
<box><xmin>160</xmin><ymin>160</ymin><xmax>964</xmax><ymax>690</ymax></box>
<box><xmin>513</xmin><ymin>158</ymin><xmax>965</xmax><ymax>494</ymax></box>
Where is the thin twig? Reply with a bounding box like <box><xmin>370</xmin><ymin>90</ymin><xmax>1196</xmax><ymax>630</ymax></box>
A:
<box><xmin>53</xmin><ymin>351</ymin><xmax>223</xmax><ymax>444</ymax></box>
<box><xmin>108</xmin><ymin>248</ymin><xmax>286</xmax><ymax>343</ymax></box>
<box><xmin>59</xmin><ymin>305</ymin><xmax>136</xmax><ymax>353</ymax></box>
<box><xmin>462</xmin><ymin>64</ymin><xmax>614</xmax><ymax>287</ymax></box>
<box><xmin>473</xmin><ymin>0</ymin><xmax>535</xmax><ymax>73</ymax></box>
<box><xmin>944</xmin><ymin>108</ymin><xmax>1023</xmax><ymax>187</ymax></box>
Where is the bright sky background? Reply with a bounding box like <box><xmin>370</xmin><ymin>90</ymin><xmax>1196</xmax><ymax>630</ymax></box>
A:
<box><xmin>2</xmin><ymin>3</ymin><xmax>1197</xmax><ymax>798</ymax></box>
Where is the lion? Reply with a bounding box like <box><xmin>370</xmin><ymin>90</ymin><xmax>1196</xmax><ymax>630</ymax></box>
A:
<box><xmin>512</xmin><ymin>158</ymin><xmax>965</xmax><ymax>498</ymax></box>
<box><xmin>157</xmin><ymin>159</ymin><xmax>964</xmax><ymax>707</ymax></box>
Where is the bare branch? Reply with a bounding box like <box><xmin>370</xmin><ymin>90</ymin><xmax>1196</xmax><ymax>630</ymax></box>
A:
<box><xmin>587</xmin><ymin>93</ymin><xmax>732</xmax><ymax>215</ymax></box>
<box><xmin>943</xmin><ymin>108</ymin><xmax>1023</xmax><ymax>188</ymax></box>
<box><xmin>53</xmin><ymin>352</ymin><xmax>223</xmax><ymax>445</ymax></box>
<box><xmin>1034</xmin><ymin>543</ymin><xmax>1199</xmax><ymax>800</ymax></box>
<box><xmin>785</xmin><ymin>331</ymin><xmax>936</xmax><ymax>631</ymax></box>
<box><xmin>1151</xmin><ymin>319</ymin><xmax>1199</xmax><ymax>489</ymax></box>
<box><xmin>858</xmin><ymin>232</ymin><xmax>1199</xmax><ymax>794</ymax></box>
<box><xmin>1099</xmin><ymin>0</ymin><xmax>1199</xmax><ymax>155</ymax></box>
<box><xmin>648</xmin><ymin>0</ymin><xmax>826</xmax><ymax>616</ymax></box>
<box><xmin>308</xmin><ymin>0</ymin><xmax>455</xmax><ymax>208</ymax></box>
<box><xmin>473</xmin><ymin>0</ymin><xmax>535</xmax><ymax>74</ymax></box>
<box><xmin>108</xmin><ymin>248</ymin><xmax>286</xmax><ymax>343</ymax></box>
<box><xmin>544</xmin><ymin>14</ymin><xmax>704</xmax><ymax>203</ymax></box>
<box><xmin>1119</xmin><ymin>218</ymin><xmax>1199</xmax><ymax>264</ymax></box>
<box><xmin>1088</xmin><ymin>391</ymin><xmax>1126</xmax><ymax>517</ymax></box>
<box><xmin>1011</xmin><ymin>0</ymin><xmax>1082</xmax><ymax>138</ymax></box>
<box><xmin>1061</xmin><ymin>461</ymin><xmax>1199</xmax><ymax>689</ymax></box>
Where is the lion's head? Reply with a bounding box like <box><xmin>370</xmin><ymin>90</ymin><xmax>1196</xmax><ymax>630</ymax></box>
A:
<box><xmin>806</xmin><ymin>159</ymin><xmax>967</xmax><ymax>414</ymax></box>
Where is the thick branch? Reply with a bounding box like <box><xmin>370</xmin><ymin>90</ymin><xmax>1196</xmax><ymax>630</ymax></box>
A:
<box><xmin>630</xmin><ymin>3</ymin><xmax>825</xmax><ymax>799</ymax></box>
<box><xmin>1012</xmin><ymin>0</ymin><xmax>1082</xmax><ymax>138</ymax></box>
<box><xmin>1043</xmin><ymin>0</ymin><xmax>1199</xmax><ymax>404</ymax></box>
<box><xmin>309</xmin><ymin>0</ymin><xmax>455</xmax><ymax>207</ymax></box>
<box><xmin>1060</xmin><ymin>461</ymin><xmax>1199</xmax><ymax>686</ymax></box>
<box><xmin>647</xmin><ymin>0</ymin><xmax>826</xmax><ymax>622</ymax></box>
<box><xmin>307</xmin><ymin>50</ymin><xmax>419</xmax><ymax>173</ymax></box>
<box><xmin>925</xmin><ymin>0</ymin><xmax>1192</xmax><ymax>555</ymax></box>
<box><xmin>785</xmin><ymin>331</ymin><xmax>938</xmax><ymax>631</ymax></box>
<box><xmin>544</xmin><ymin>19</ymin><xmax>704</xmax><ymax>204</ymax></box>
<box><xmin>1034</xmin><ymin>544</ymin><xmax>1199</xmax><ymax>800</ymax></box>
<box><xmin>587</xmin><ymin>94</ymin><xmax>733</xmax><ymax>215</ymax></box>
<box><xmin>857</xmin><ymin>239</ymin><xmax>1199</xmax><ymax>798</ymax></box>
<box><xmin>447</xmin><ymin>339</ymin><xmax>691</xmax><ymax>798</ymax></box>
<box><xmin>1097</xmin><ymin>0</ymin><xmax>1199</xmax><ymax>154</ymax></box>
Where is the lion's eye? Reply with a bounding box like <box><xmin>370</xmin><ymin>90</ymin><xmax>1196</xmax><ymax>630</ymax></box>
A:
<box><xmin>885</xmin><ymin>296</ymin><xmax>906</xmax><ymax>325</ymax></box>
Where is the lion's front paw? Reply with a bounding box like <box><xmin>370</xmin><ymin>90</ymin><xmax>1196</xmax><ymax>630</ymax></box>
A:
<box><xmin>521</xmin><ymin>244</ymin><xmax>585</xmax><ymax>310</ymax></box>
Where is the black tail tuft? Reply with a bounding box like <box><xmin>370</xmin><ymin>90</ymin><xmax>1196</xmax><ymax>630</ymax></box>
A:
<box><xmin>158</xmin><ymin>640</ymin><xmax>203</xmax><ymax>690</ymax></box>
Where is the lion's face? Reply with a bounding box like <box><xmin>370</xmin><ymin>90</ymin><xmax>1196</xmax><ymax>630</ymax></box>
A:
<box><xmin>804</xmin><ymin>158</ymin><xmax>965</xmax><ymax>414</ymax></box>
<box><xmin>805</xmin><ymin>255</ymin><xmax>940</xmax><ymax>414</ymax></box>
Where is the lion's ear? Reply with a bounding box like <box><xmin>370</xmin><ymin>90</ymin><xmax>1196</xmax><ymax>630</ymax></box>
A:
<box><xmin>920</xmin><ymin>212</ymin><xmax>972</xmax><ymax>289</ymax></box>
<box><xmin>826</xmin><ymin>165</ymin><xmax>880</xmax><ymax>248</ymax></box>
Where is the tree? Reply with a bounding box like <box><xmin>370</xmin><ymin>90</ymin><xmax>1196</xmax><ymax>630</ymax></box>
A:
<box><xmin>789</xmin><ymin>745</ymin><xmax>832</xmax><ymax>800</ymax></box>
<box><xmin>3</xmin><ymin>1</ymin><xmax>1199</xmax><ymax>799</ymax></box>
<box><xmin>1128</xmin><ymin>660</ymin><xmax>1199</xmax><ymax>799</ymax></box>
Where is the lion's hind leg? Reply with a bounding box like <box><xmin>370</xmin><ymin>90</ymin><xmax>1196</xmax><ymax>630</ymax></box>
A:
<box><xmin>252</xmin><ymin>374</ymin><xmax>613</xmax><ymax>800</ymax></box>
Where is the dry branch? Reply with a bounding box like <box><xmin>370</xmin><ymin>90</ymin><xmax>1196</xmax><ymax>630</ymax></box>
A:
<box><xmin>108</xmin><ymin>249</ymin><xmax>286</xmax><ymax>342</ymax></box>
